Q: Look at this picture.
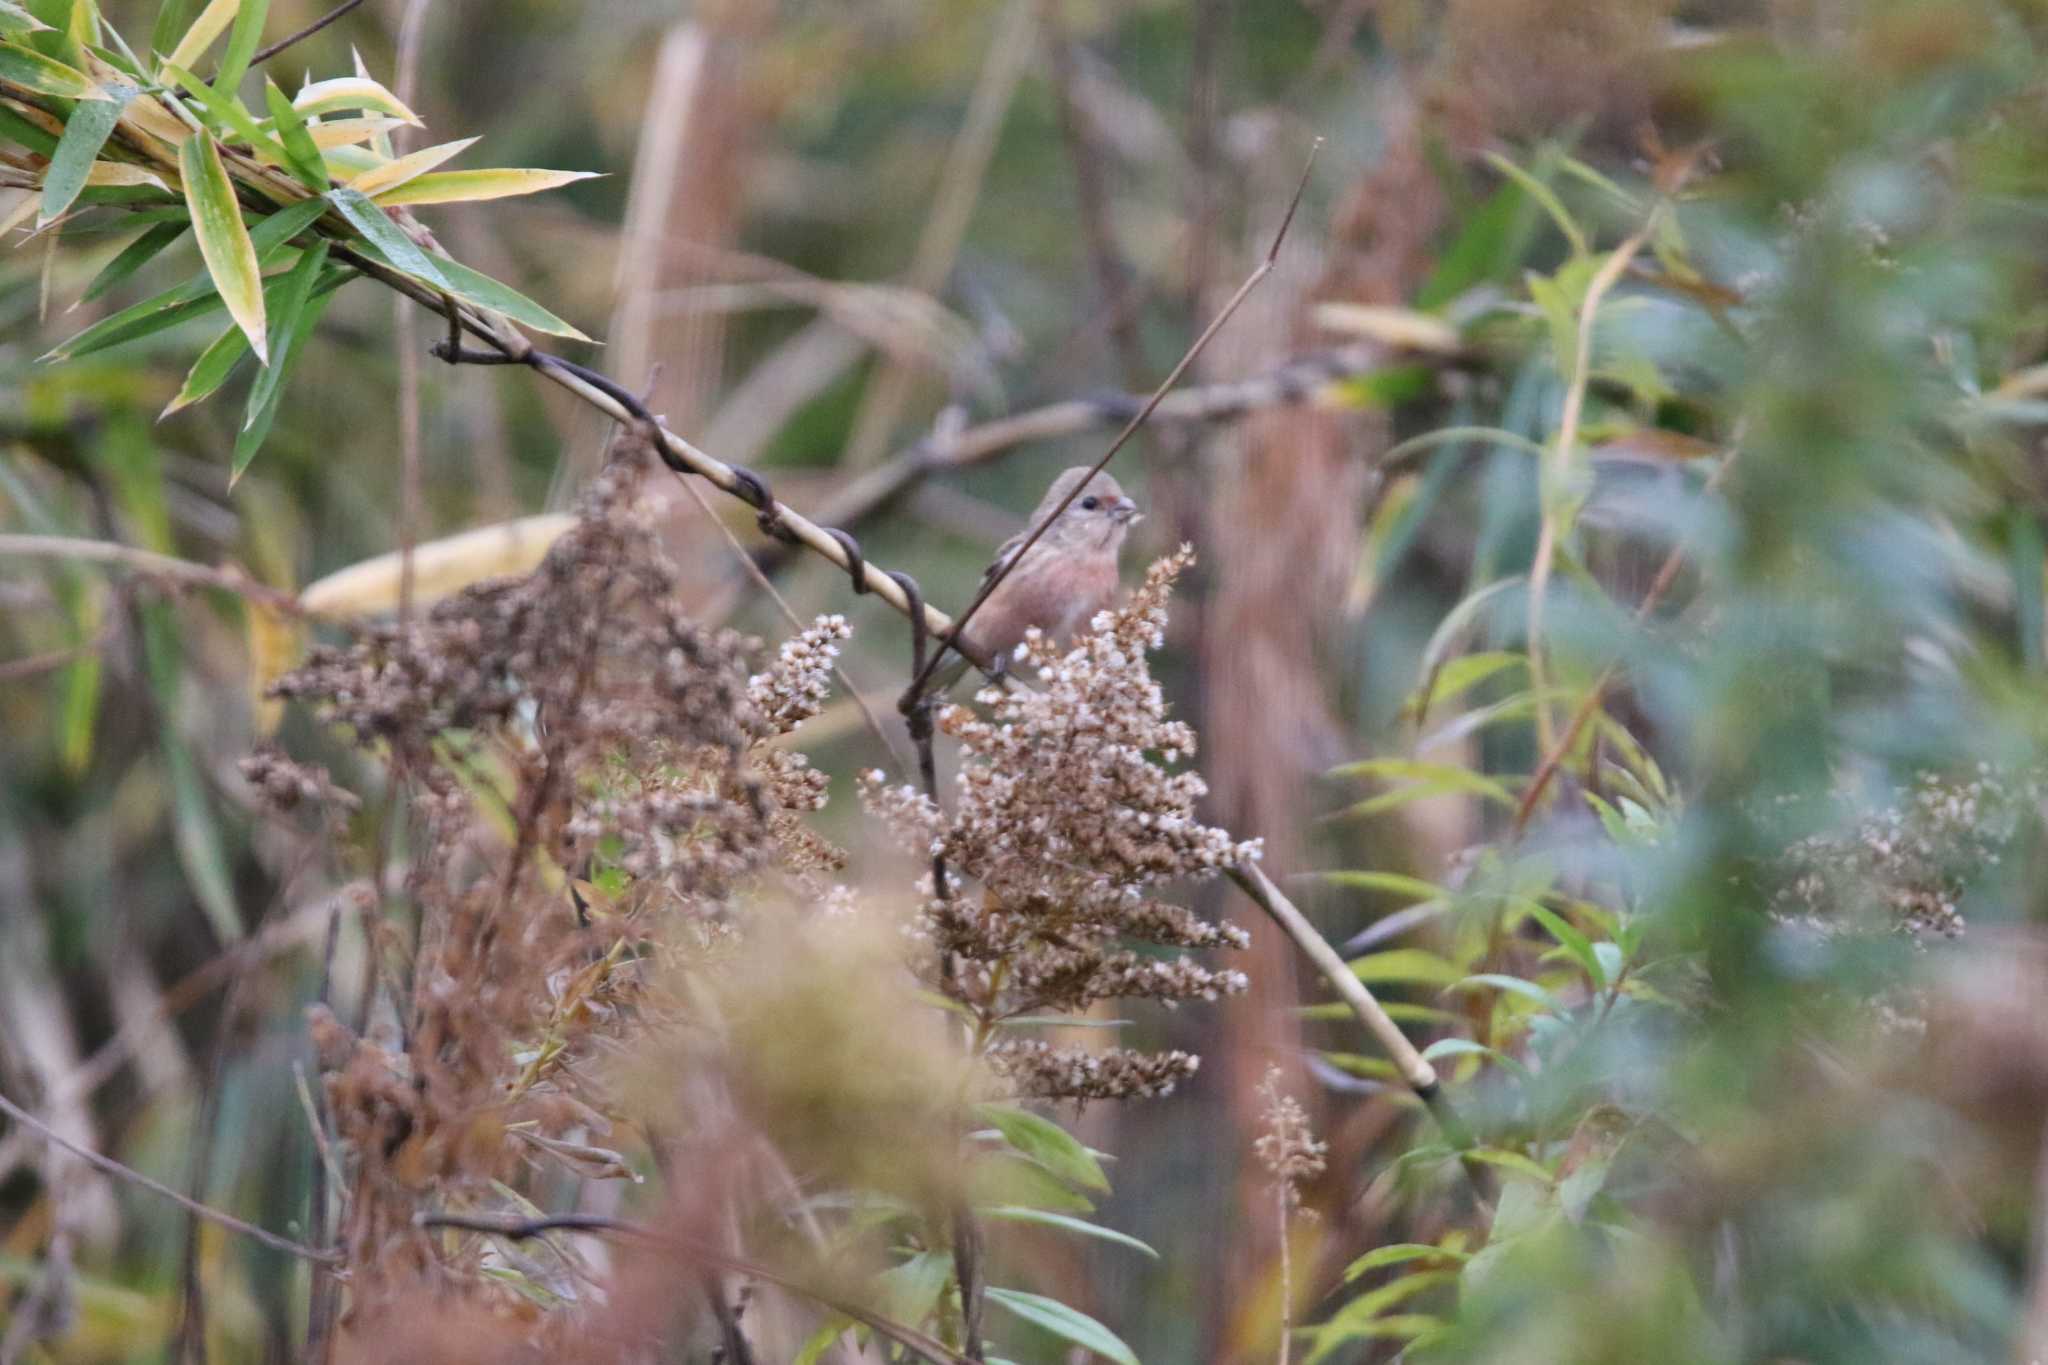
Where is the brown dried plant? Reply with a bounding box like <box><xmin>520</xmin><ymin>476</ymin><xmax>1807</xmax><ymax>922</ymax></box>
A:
<box><xmin>271</xmin><ymin>444</ymin><xmax>858</xmax><ymax>1334</ymax></box>
<box><xmin>864</xmin><ymin>547</ymin><xmax>1261</xmax><ymax>1101</ymax></box>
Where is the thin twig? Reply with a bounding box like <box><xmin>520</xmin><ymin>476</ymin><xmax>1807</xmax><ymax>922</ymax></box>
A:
<box><xmin>0</xmin><ymin>534</ymin><xmax>300</xmax><ymax>612</ymax></box>
<box><xmin>392</xmin><ymin>0</ymin><xmax>433</xmax><ymax>621</ymax></box>
<box><xmin>250</xmin><ymin>0</ymin><xmax>369</xmax><ymax>65</ymax></box>
<box><xmin>1526</xmin><ymin>213</ymin><xmax>1659</xmax><ymax>755</ymax></box>
<box><xmin>414</xmin><ymin>1212</ymin><xmax>975</xmax><ymax>1365</ymax></box>
<box><xmin>0</xmin><ymin>1089</ymin><xmax>337</xmax><ymax>1263</ymax></box>
<box><xmin>901</xmin><ymin>138</ymin><xmax>1323</xmax><ymax>703</ymax></box>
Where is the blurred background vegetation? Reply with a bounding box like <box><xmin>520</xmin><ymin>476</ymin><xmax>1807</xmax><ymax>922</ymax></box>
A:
<box><xmin>9</xmin><ymin>0</ymin><xmax>2048</xmax><ymax>1361</ymax></box>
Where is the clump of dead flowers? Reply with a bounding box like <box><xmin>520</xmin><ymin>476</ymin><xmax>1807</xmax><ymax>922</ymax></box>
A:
<box><xmin>864</xmin><ymin>546</ymin><xmax>1261</xmax><ymax>1100</ymax></box>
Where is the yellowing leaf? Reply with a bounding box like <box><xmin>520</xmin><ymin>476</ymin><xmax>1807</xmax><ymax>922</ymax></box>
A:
<box><xmin>161</xmin><ymin>0</ymin><xmax>242</xmax><ymax>76</ymax></box>
<box><xmin>302</xmin><ymin>115</ymin><xmax>404</xmax><ymax>149</ymax></box>
<box><xmin>0</xmin><ymin>44</ymin><xmax>105</xmax><ymax>99</ymax></box>
<box><xmin>1313</xmin><ymin>302</ymin><xmax>1463</xmax><ymax>355</ymax></box>
<box><xmin>372</xmin><ymin>166</ymin><xmax>603</xmax><ymax>207</ymax></box>
<box><xmin>346</xmin><ymin>135</ymin><xmax>477</xmax><ymax>196</ymax></box>
<box><xmin>292</xmin><ymin>76</ymin><xmax>422</xmax><ymax>125</ymax></box>
<box><xmin>178</xmin><ymin>132</ymin><xmax>266</xmax><ymax>358</ymax></box>
<box><xmin>300</xmin><ymin>515</ymin><xmax>578</xmax><ymax>617</ymax></box>
<box><xmin>245</xmin><ymin>600</ymin><xmax>300</xmax><ymax>735</ymax></box>
<box><xmin>83</xmin><ymin>161</ymin><xmax>171</xmax><ymax>192</ymax></box>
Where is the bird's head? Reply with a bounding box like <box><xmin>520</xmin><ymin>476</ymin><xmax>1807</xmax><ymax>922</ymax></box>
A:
<box><xmin>1033</xmin><ymin>466</ymin><xmax>1140</xmax><ymax>554</ymax></box>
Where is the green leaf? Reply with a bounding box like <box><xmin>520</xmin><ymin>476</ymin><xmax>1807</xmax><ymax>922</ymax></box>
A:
<box><xmin>1448</xmin><ymin>973</ymin><xmax>1560</xmax><ymax>1010</ymax></box>
<box><xmin>231</xmin><ymin>243</ymin><xmax>334</xmax><ymax>482</ymax></box>
<box><xmin>351</xmin><ymin>235</ymin><xmax>590</xmax><ymax>340</ymax></box>
<box><xmin>160</xmin><ymin>0</ymin><xmax>237</xmax><ymax>74</ymax></box>
<box><xmin>38</xmin><ymin>83</ymin><xmax>134</xmax><ymax>225</ymax></box>
<box><xmin>163</xmin><ymin>60</ymin><xmax>286</xmax><ymax>162</ymax></box>
<box><xmin>874</xmin><ymin>1250</ymin><xmax>952</xmax><ymax>1327</ymax></box>
<box><xmin>1483</xmin><ymin>151</ymin><xmax>1586</xmax><ymax>257</ymax></box>
<box><xmin>291</xmin><ymin>74</ymin><xmax>421</xmax><ymax>124</ymax></box>
<box><xmin>972</xmin><ymin>1103</ymin><xmax>1111</xmax><ymax>1194</ymax></box>
<box><xmin>979</xmin><ymin>1207</ymin><xmax>1158</xmax><ymax>1259</ymax></box>
<box><xmin>0</xmin><ymin>100</ymin><xmax>60</xmax><ymax>156</ymax></box>
<box><xmin>1406</xmin><ymin>650</ymin><xmax>1525</xmax><ymax>723</ymax></box>
<box><xmin>162</xmin><ymin>312</ymin><xmax>249</xmax><ymax>415</ymax></box>
<box><xmin>263</xmin><ymin>76</ymin><xmax>325</xmax><ymax>190</ymax></box>
<box><xmin>210</xmin><ymin>0</ymin><xmax>265</xmax><ymax>95</ymax></box>
<box><xmin>345</xmin><ymin>135</ymin><xmax>478</xmax><ymax>196</ymax></box>
<box><xmin>372</xmin><ymin>166</ymin><xmax>603</xmax><ymax>206</ymax></box>
<box><xmin>148</xmin><ymin>0</ymin><xmax>193</xmax><ymax>57</ymax></box>
<box><xmin>0</xmin><ymin>2</ymin><xmax>52</xmax><ymax>35</ymax></box>
<box><xmin>968</xmin><ymin>1152</ymin><xmax>1095</xmax><ymax>1216</ymax></box>
<box><xmin>143</xmin><ymin>604</ymin><xmax>241</xmax><ymax>942</ymax></box>
<box><xmin>326</xmin><ymin>183</ymin><xmax>445</xmax><ymax>287</ymax></box>
<box><xmin>1303</xmin><ymin>1273</ymin><xmax>1457</xmax><ymax>1364</ymax></box>
<box><xmin>45</xmin><ymin>194</ymin><xmax>325</xmax><ymax>360</ymax></box>
<box><xmin>1343</xmin><ymin>1242</ymin><xmax>1467</xmax><ymax>1282</ymax></box>
<box><xmin>178</xmin><ymin>129</ymin><xmax>266</xmax><ymax>354</ymax></box>
<box><xmin>1314</xmin><ymin>870</ymin><xmax>1445</xmax><ymax>903</ymax></box>
<box><xmin>793</xmin><ymin>1317</ymin><xmax>854</xmax><ymax>1365</ymax></box>
<box><xmin>1350</xmin><ymin>948</ymin><xmax>1465</xmax><ymax>987</ymax></box>
<box><xmin>79</xmin><ymin>220</ymin><xmax>188</xmax><ymax>303</ymax></box>
<box><xmin>984</xmin><ymin>1288</ymin><xmax>1138</xmax><ymax>1365</ymax></box>
<box><xmin>0</xmin><ymin>40</ymin><xmax>103</xmax><ymax>97</ymax></box>
<box><xmin>1417</xmin><ymin>176</ymin><xmax>1537</xmax><ymax>309</ymax></box>
<box><xmin>1519</xmin><ymin>900</ymin><xmax>1604</xmax><ymax>987</ymax></box>
<box><xmin>1463</xmin><ymin>1147</ymin><xmax>1554</xmax><ymax>1184</ymax></box>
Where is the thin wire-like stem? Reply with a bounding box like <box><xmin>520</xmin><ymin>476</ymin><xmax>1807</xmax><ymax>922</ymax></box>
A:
<box><xmin>0</xmin><ymin>534</ymin><xmax>300</xmax><ymax>611</ymax></box>
<box><xmin>250</xmin><ymin>0</ymin><xmax>369</xmax><ymax>65</ymax></box>
<box><xmin>0</xmin><ymin>1089</ymin><xmax>337</xmax><ymax>1263</ymax></box>
<box><xmin>392</xmin><ymin>0</ymin><xmax>434</xmax><ymax>622</ymax></box>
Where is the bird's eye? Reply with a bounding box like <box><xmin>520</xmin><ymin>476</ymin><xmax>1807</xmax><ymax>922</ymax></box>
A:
<box><xmin>1080</xmin><ymin>496</ymin><xmax>1100</xmax><ymax>511</ymax></box>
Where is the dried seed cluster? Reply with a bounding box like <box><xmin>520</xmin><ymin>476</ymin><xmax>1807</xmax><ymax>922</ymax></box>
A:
<box><xmin>865</xmin><ymin>547</ymin><xmax>1259</xmax><ymax>1100</ymax></box>
<box><xmin>1254</xmin><ymin>1065</ymin><xmax>1327</xmax><ymax>1215</ymax></box>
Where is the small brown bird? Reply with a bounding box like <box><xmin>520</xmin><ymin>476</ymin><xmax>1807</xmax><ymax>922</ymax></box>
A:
<box><xmin>940</xmin><ymin>466</ymin><xmax>1140</xmax><ymax>686</ymax></box>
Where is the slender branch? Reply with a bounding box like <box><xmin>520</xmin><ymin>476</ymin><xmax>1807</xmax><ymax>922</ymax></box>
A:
<box><xmin>250</xmin><ymin>0</ymin><xmax>369</xmax><ymax>65</ymax></box>
<box><xmin>0</xmin><ymin>535</ymin><xmax>300</xmax><ymax>612</ymax></box>
<box><xmin>414</xmin><ymin>1212</ymin><xmax>975</xmax><ymax>1365</ymax></box>
<box><xmin>0</xmin><ymin>1088</ymin><xmax>337</xmax><ymax>1263</ymax></box>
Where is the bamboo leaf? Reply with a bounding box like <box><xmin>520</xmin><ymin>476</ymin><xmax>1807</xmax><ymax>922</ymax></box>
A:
<box><xmin>262</xmin><ymin>76</ymin><xmax>324</xmax><ymax>189</ymax></box>
<box><xmin>1520</xmin><ymin>899</ymin><xmax>1605</xmax><ymax>988</ymax></box>
<box><xmin>162</xmin><ymin>311</ymin><xmax>249</xmax><ymax>415</ymax></box>
<box><xmin>160</xmin><ymin>0</ymin><xmax>237</xmax><ymax>74</ymax></box>
<box><xmin>325</xmin><ymin>183</ymin><xmax>444</xmax><ymax>287</ymax></box>
<box><xmin>47</xmin><ymin>194</ymin><xmax>324</xmax><ymax>360</ymax></box>
<box><xmin>0</xmin><ymin>2</ymin><xmax>50</xmax><ymax>36</ymax></box>
<box><xmin>345</xmin><ymin>134</ymin><xmax>476</xmax><ymax>196</ymax></box>
<box><xmin>292</xmin><ymin>75</ymin><xmax>421</xmax><ymax>124</ymax></box>
<box><xmin>78</xmin><ymin>219</ymin><xmax>186</xmax><ymax>303</ymax></box>
<box><xmin>1343</xmin><ymin>1243</ymin><xmax>1468</xmax><ymax>1282</ymax></box>
<box><xmin>984</xmin><ymin>1289</ymin><xmax>1138</xmax><ymax>1365</ymax></box>
<box><xmin>1313</xmin><ymin>870</ymin><xmax>1446</xmax><ymax>903</ymax></box>
<box><xmin>178</xmin><ymin>129</ymin><xmax>265</xmax><ymax>354</ymax></box>
<box><xmin>38</xmin><ymin>82</ymin><xmax>131</xmax><ymax>224</ymax></box>
<box><xmin>372</xmin><ymin>166</ymin><xmax>602</xmax><ymax>206</ymax></box>
<box><xmin>297</xmin><ymin>114</ymin><xmax>402</xmax><ymax>149</ymax></box>
<box><xmin>162</xmin><ymin>60</ymin><xmax>285</xmax><ymax>161</ymax></box>
<box><xmin>148</xmin><ymin>0</ymin><xmax>192</xmax><ymax>57</ymax></box>
<box><xmin>0</xmin><ymin>41</ymin><xmax>104</xmax><ymax>97</ymax></box>
<box><xmin>230</xmin><ymin>240</ymin><xmax>330</xmax><ymax>482</ymax></box>
<box><xmin>0</xmin><ymin>99</ymin><xmax>61</xmax><ymax>155</ymax></box>
<box><xmin>210</xmin><ymin>0</ymin><xmax>264</xmax><ymax>95</ymax></box>
<box><xmin>1350</xmin><ymin>947</ymin><xmax>1465</xmax><ymax>986</ymax></box>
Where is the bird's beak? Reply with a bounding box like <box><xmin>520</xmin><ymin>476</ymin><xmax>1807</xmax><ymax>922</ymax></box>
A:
<box><xmin>1110</xmin><ymin>496</ymin><xmax>1140</xmax><ymax>526</ymax></box>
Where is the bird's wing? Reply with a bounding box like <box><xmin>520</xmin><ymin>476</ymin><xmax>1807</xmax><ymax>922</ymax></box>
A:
<box><xmin>979</xmin><ymin>532</ymin><xmax>1028</xmax><ymax>591</ymax></box>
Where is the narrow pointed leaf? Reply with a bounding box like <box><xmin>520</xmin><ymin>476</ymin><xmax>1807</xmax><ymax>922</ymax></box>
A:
<box><xmin>262</xmin><ymin>76</ymin><xmax>324</xmax><ymax>189</ymax></box>
<box><xmin>979</xmin><ymin>1207</ymin><xmax>1159</xmax><ymax>1258</ymax></box>
<box><xmin>81</xmin><ymin>161</ymin><xmax>171</xmax><ymax>193</ymax></box>
<box><xmin>984</xmin><ymin>1289</ymin><xmax>1138</xmax><ymax>1365</ymax></box>
<box><xmin>973</xmin><ymin>1103</ymin><xmax>1111</xmax><ymax>1194</ymax></box>
<box><xmin>354</xmin><ymin>240</ymin><xmax>589</xmax><ymax>339</ymax></box>
<box><xmin>211</xmin><ymin>0</ymin><xmax>265</xmax><ymax>95</ymax></box>
<box><xmin>178</xmin><ymin>129</ymin><xmax>266</xmax><ymax>355</ymax></box>
<box><xmin>372</xmin><ymin>166</ymin><xmax>602</xmax><ymax>206</ymax></box>
<box><xmin>160</xmin><ymin>0</ymin><xmax>237</xmax><ymax>75</ymax></box>
<box><xmin>0</xmin><ymin>41</ymin><xmax>104</xmax><ymax>97</ymax></box>
<box><xmin>47</xmin><ymin>194</ymin><xmax>323</xmax><ymax>359</ymax></box>
<box><xmin>148</xmin><ymin>0</ymin><xmax>193</xmax><ymax>56</ymax></box>
<box><xmin>346</xmin><ymin>135</ymin><xmax>476</xmax><ymax>196</ymax></box>
<box><xmin>163</xmin><ymin>312</ymin><xmax>250</xmax><ymax>415</ymax></box>
<box><xmin>0</xmin><ymin>2</ymin><xmax>51</xmax><ymax>36</ymax></box>
<box><xmin>0</xmin><ymin>99</ymin><xmax>61</xmax><ymax>155</ymax></box>
<box><xmin>79</xmin><ymin>219</ymin><xmax>187</xmax><ymax>303</ymax></box>
<box><xmin>297</xmin><ymin>114</ymin><xmax>402</xmax><ymax>149</ymax></box>
<box><xmin>163</xmin><ymin>60</ymin><xmax>286</xmax><ymax>162</ymax></box>
<box><xmin>38</xmin><ymin>82</ymin><xmax>132</xmax><ymax>224</ymax></box>
<box><xmin>231</xmin><ymin>245</ymin><xmax>335</xmax><ymax>482</ymax></box>
<box><xmin>326</xmin><ymin>183</ymin><xmax>444</xmax><ymax>287</ymax></box>
<box><xmin>292</xmin><ymin>75</ymin><xmax>421</xmax><ymax>124</ymax></box>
